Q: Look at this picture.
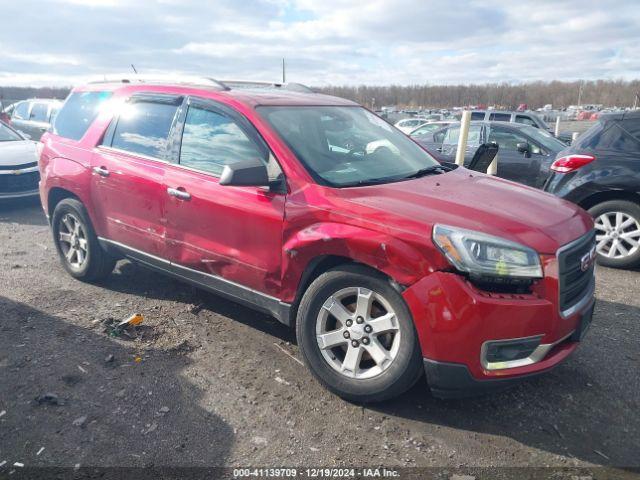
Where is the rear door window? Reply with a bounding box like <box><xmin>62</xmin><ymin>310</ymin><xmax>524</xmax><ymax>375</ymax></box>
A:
<box><xmin>443</xmin><ymin>125</ymin><xmax>482</xmax><ymax>145</ymax></box>
<box><xmin>470</xmin><ymin>112</ymin><xmax>485</xmax><ymax>120</ymax></box>
<box><xmin>53</xmin><ymin>91</ymin><xmax>112</xmax><ymax>141</ymax></box>
<box><xmin>489</xmin><ymin>113</ymin><xmax>511</xmax><ymax>122</ymax></box>
<box><xmin>107</xmin><ymin>101</ymin><xmax>179</xmax><ymax>159</ymax></box>
<box><xmin>29</xmin><ymin>103</ymin><xmax>49</xmax><ymax>122</ymax></box>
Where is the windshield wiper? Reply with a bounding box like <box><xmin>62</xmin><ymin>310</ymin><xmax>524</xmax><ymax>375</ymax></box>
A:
<box><xmin>340</xmin><ymin>177</ymin><xmax>399</xmax><ymax>187</ymax></box>
<box><xmin>401</xmin><ymin>165</ymin><xmax>447</xmax><ymax>179</ymax></box>
<box><xmin>339</xmin><ymin>165</ymin><xmax>450</xmax><ymax>188</ymax></box>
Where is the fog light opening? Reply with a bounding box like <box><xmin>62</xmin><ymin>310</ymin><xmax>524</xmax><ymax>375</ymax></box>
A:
<box><xmin>485</xmin><ymin>337</ymin><xmax>542</xmax><ymax>364</ymax></box>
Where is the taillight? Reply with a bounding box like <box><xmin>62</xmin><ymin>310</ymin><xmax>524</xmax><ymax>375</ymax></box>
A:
<box><xmin>550</xmin><ymin>154</ymin><xmax>596</xmax><ymax>173</ymax></box>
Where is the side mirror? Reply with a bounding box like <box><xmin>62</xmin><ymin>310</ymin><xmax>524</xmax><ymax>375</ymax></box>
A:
<box><xmin>516</xmin><ymin>142</ymin><xmax>530</xmax><ymax>154</ymax></box>
<box><xmin>219</xmin><ymin>159</ymin><xmax>270</xmax><ymax>187</ymax></box>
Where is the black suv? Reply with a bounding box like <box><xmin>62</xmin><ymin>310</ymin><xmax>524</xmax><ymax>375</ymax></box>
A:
<box><xmin>544</xmin><ymin>110</ymin><xmax>640</xmax><ymax>268</ymax></box>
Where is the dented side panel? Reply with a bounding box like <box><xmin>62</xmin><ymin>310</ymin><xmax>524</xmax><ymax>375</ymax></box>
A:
<box><xmin>279</xmin><ymin>182</ymin><xmax>450</xmax><ymax>303</ymax></box>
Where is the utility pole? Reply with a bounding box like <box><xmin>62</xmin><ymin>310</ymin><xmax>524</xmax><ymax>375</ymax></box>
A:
<box><xmin>577</xmin><ymin>80</ymin><xmax>584</xmax><ymax>107</ymax></box>
<box><xmin>282</xmin><ymin>58</ymin><xmax>286</xmax><ymax>84</ymax></box>
<box><xmin>634</xmin><ymin>92</ymin><xmax>639</xmax><ymax>110</ymax></box>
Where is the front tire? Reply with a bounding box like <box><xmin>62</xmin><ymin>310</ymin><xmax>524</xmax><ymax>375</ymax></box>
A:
<box><xmin>51</xmin><ymin>198</ymin><xmax>116</xmax><ymax>281</ymax></box>
<box><xmin>296</xmin><ymin>265</ymin><xmax>423</xmax><ymax>402</ymax></box>
<box><xmin>590</xmin><ymin>200</ymin><xmax>640</xmax><ymax>269</ymax></box>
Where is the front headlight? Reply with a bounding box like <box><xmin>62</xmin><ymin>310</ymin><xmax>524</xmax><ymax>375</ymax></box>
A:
<box><xmin>432</xmin><ymin>224</ymin><xmax>543</xmax><ymax>280</ymax></box>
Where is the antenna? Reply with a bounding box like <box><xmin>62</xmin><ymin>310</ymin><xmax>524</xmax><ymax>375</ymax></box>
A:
<box><xmin>131</xmin><ymin>64</ymin><xmax>138</xmax><ymax>74</ymax></box>
<box><xmin>282</xmin><ymin>58</ymin><xmax>286</xmax><ymax>84</ymax></box>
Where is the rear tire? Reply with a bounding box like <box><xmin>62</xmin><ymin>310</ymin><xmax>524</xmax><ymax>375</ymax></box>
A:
<box><xmin>296</xmin><ymin>264</ymin><xmax>423</xmax><ymax>402</ymax></box>
<box><xmin>51</xmin><ymin>198</ymin><xmax>116</xmax><ymax>281</ymax></box>
<box><xmin>589</xmin><ymin>200</ymin><xmax>640</xmax><ymax>269</ymax></box>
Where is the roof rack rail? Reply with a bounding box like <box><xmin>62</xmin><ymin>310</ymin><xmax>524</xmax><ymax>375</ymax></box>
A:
<box><xmin>88</xmin><ymin>75</ymin><xmax>230</xmax><ymax>90</ymax></box>
<box><xmin>88</xmin><ymin>76</ymin><xmax>314</xmax><ymax>93</ymax></box>
<box><xmin>217</xmin><ymin>80</ymin><xmax>314</xmax><ymax>93</ymax></box>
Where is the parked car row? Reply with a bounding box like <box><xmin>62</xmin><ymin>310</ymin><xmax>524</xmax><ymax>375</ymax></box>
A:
<box><xmin>456</xmin><ymin>109</ymin><xmax>573</xmax><ymax>144</ymax></box>
<box><xmin>412</xmin><ymin>121</ymin><xmax>567</xmax><ymax>188</ymax></box>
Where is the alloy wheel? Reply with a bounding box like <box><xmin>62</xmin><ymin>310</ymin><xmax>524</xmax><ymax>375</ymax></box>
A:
<box><xmin>58</xmin><ymin>213</ymin><xmax>89</xmax><ymax>270</ymax></box>
<box><xmin>595</xmin><ymin>211</ymin><xmax>640</xmax><ymax>259</ymax></box>
<box><xmin>315</xmin><ymin>287</ymin><xmax>401</xmax><ymax>380</ymax></box>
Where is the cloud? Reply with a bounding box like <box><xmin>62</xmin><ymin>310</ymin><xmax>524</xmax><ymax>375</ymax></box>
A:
<box><xmin>0</xmin><ymin>0</ymin><xmax>638</xmax><ymax>86</ymax></box>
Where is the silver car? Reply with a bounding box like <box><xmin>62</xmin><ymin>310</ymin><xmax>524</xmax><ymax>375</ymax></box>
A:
<box><xmin>4</xmin><ymin>98</ymin><xmax>63</xmax><ymax>141</ymax></box>
<box><xmin>0</xmin><ymin>121</ymin><xmax>40</xmax><ymax>199</ymax></box>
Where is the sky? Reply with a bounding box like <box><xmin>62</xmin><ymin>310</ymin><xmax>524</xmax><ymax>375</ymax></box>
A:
<box><xmin>1</xmin><ymin>0</ymin><xmax>639</xmax><ymax>87</ymax></box>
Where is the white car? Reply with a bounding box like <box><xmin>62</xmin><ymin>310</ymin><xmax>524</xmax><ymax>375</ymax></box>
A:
<box><xmin>394</xmin><ymin>118</ymin><xmax>428</xmax><ymax>134</ymax></box>
<box><xmin>0</xmin><ymin>121</ymin><xmax>40</xmax><ymax>199</ymax></box>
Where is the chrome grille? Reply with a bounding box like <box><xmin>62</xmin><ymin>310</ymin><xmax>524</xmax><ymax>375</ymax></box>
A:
<box><xmin>557</xmin><ymin>230</ymin><xmax>596</xmax><ymax>316</ymax></box>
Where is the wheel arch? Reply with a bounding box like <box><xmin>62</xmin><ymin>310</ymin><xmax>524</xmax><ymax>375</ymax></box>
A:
<box><xmin>47</xmin><ymin>187</ymin><xmax>81</xmax><ymax>219</ymax></box>
<box><xmin>578</xmin><ymin>189</ymin><xmax>640</xmax><ymax>211</ymax></box>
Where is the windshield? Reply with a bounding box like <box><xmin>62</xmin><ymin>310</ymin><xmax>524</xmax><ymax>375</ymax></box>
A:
<box><xmin>0</xmin><ymin>122</ymin><xmax>22</xmax><ymax>142</ymax></box>
<box><xmin>258</xmin><ymin>106</ymin><xmax>441</xmax><ymax>187</ymax></box>
<box><xmin>521</xmin><ymin>125</ymin><xmax>565</xmax><ymax>151</ymax></box>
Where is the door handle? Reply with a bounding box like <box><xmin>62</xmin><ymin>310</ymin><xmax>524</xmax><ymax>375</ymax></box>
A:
<box><xmin>92</xmin><ymin>166</ymin><xmax>110</xmax><ymax>177</ymax></box>
<box><xmin>167</xmin><ymin>187</ymin><xmax>191</xmax><ymax>200</ymax></box>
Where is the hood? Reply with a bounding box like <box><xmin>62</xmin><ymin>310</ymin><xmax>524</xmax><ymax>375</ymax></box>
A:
<box><xmin>340</xmin><ymin>167</ymin><xmax>592</xmax><ymax>254</ymax></box>
<box><xmin>0</xmin><ymin>140</ymin><xmax>38</xmax><ymax>167</ymax></box>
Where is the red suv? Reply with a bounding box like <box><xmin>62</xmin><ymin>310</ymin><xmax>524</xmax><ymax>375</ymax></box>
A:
<box><xmin>39</xmin><ymin>79</ymin><xmax>596</xmax><ymax>401</ymax></box>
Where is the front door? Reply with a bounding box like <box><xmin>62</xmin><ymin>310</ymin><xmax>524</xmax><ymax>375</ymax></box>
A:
<box><xmin>90</xmin><ymin>94</ymin><xmax>182</xmax><ymax>257</ymax></box>
<box><xmin>163</xmin><ymin>98</ymin><xmax>286</xmax><ymax>297</ymax></box>
<box><xmin>488</xmin><ymin>126</ymin><xmax>545</xmax><ymax>187</ymax></box>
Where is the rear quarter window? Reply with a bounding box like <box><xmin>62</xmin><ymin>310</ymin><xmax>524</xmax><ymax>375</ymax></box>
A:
<box><xmin>620</xmin><ymin>118</ymin><xmax>640</xmax><ymax>142</ymax></box>
<box><xmin>577</xmin><ymin>120</ymin><xmax>640</xmax><ymax>153</ymax></box>
<box><xmin>53</xmin><ymin>91</ymin><xmax>112</xmax><ymax>141</ymax></box>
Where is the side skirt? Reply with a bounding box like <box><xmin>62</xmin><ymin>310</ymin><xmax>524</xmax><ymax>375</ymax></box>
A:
<box><xmin>98</xmin><ymin>238</ymin><xmax>293</xmax><ymax>326</ymax></box>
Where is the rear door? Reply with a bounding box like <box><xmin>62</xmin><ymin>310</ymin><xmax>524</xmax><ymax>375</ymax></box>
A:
<box><xmin>90</xmin><ymin>93</ymin><xmax>182</xmax><ymax>257</ymax></box>
<box><xmin>163</xmin><ymin>97</ymin><xmax>286</xmax><ymax>297</ymax></box>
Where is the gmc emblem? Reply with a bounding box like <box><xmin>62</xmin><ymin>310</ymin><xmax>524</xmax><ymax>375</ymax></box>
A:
<box><xmin>580</xmin><ymin>245</ymin><xmax>597</xmax><ymax>272</ymax></box>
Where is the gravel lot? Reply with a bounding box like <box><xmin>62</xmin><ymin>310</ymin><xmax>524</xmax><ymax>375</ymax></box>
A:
<box><xmin>0</xmin><ymin>198</ymin><xmax>639</xmax><ymax>478</ymax></box>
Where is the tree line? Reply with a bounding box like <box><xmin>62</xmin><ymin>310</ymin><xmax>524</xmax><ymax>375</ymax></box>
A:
<box><xmin>317</xmin><ymin>79</ymin><xmax>640</xmax><ymax>110</ymax></box>
<box><xmin>2</xmin><ymin>79</ymin><xmax>639</xmax><ymax>110</ymax></box>
<box><xmin>0</xmin><ymin>86</ymin><xmax>70</xmax><ymax>107</ymax></box>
